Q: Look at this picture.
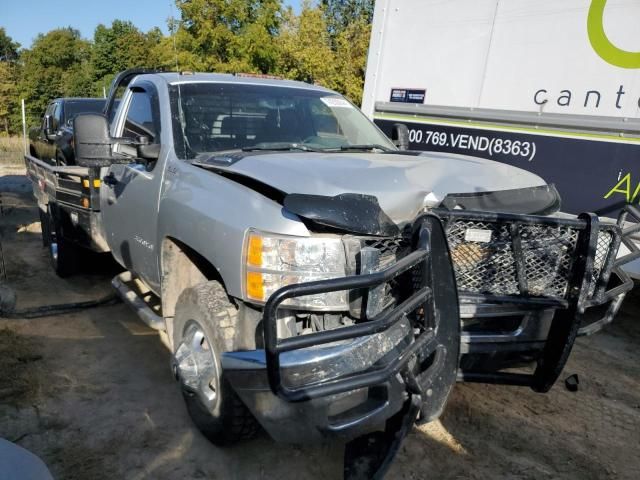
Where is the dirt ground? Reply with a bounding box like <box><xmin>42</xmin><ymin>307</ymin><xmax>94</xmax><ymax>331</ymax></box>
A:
<box><xmin>1</xmin><ymin>166</ymin><xmax>639</xmax><ymax>479</ymax></box>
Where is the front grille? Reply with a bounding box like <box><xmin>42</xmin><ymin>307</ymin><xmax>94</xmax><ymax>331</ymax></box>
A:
<box><xmin>359</xmin><ymin>238</ymin><xmax>411</xmax><ymax>317</ymax></box>
<box><xmin>358</xmin><ymin>217</ymin><xmax>616</xmax><ymax>305</ymax></box>
<box><xmin>362</xmin><ymin>237</ymin><xmax>410</xmax><ymax>268</ymax></box>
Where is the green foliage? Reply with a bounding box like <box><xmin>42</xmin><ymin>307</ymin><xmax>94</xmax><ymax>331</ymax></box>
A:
<box><xmin>333</xmin><ymin>16</ymin><xmax>371</xmax><ymax>105</ymax></box>
<box><xmin>0</xmin><ymin>28</ymin><xmax>21</xmax><ymax>134</ymax></box>
<box><xmin>274</xmin><ymin>0</ymin><xmax>373</xmax><ymax>105</ymax></box>
<box><xmin>19</xmin><ymin>28</ymin><xmax>93</xmax><ymax>128</ymax></box>
<box><xmin>0</xmin><ymin>27</ymin><xmax>20</xmax><ymax>61</ymax></box>
<box><xmin>322</xmin><ymin>0</ymin><xmax>374</xmax><ymax>37</ymax></box>
<box><xmin>276</xmin><ymin>3</ymin><xmax>338</xmax><ymax>89</ymax></box>
<box><xmin>92</xmin><ymin>20</ymin><xmax>164</xmax><ymax>92</ymax></box>
<box><xmin>172</xmin><ymin>0</ymin><xmax>283</xmax><ymax>73</ymax></box>
<box><xmin>0</xmin><ymin>0</ymin><xmax>375</xmax><ymax>135</ymax></box>
<box><xmin>0</xmin><ymin>61</ymin><xmax>19</xmax><ymax>134</ymax></box>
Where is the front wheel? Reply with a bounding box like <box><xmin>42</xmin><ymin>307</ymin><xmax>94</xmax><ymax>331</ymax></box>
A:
<box><xmin>172</xmin><ymin>281</ymin><xmax>258</xmax><ymax>446</ymax></box>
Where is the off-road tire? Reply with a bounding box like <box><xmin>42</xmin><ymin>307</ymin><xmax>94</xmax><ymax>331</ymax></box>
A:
<box><xmin>173</xmin><ymin>280</ymin><xmax>258</xmax><ymax>446</ymax></box>
<box><xmin>46</xmin><ymin>205</ymin><xmax>79</xmax><ymax>277</ymax></box>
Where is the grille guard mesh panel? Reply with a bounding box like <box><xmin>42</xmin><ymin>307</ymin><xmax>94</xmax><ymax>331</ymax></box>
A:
<box><xmin>360</xmin><ymin>212</ymin><xmax>619</xmax><ymax>305</ymax></box>
<box><xmin>446</xmin><ymin>220</ymin><xmax>589</xmax><ymax>299</ymax></box>
<box><xmin>447</xmin><ymin>221</ymin><xmax>520</xmax><ymax>296</ymax></box>
<box><xmin>446</xmin><ymin>215</ymin><xmax>621</xmax><ymax>303</ymax></box>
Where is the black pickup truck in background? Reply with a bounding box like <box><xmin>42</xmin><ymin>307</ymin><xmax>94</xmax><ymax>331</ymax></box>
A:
<box><xmin>28</xmin><ymin>98</ymin><xmax>106</xmax><ymax>166</ymax></box>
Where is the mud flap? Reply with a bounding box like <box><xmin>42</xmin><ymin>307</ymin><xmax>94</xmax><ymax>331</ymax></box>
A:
<box><xmin>344</xmin><ymin>214</ymin><xmax>461</xmax><ymax>480</ymax></box>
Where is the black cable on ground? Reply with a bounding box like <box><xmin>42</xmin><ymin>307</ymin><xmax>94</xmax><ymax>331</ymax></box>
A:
<box><xmin>1</xmin><ymin>293</ymin><xmax>121</xmax><ymax>319</ymax></box>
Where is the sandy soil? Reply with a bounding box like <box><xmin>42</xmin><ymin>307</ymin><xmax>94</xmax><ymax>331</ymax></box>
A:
<box><xmin>1</xmin><ymin>167</ymin><xmax>639</xmax><ymax>479</ymax></box>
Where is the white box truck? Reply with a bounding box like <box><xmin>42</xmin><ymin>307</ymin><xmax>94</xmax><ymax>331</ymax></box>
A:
<box><xmin>363</xmin><ymin>0</ymin><xmax>640</xmax><ymax>218</ymax></box>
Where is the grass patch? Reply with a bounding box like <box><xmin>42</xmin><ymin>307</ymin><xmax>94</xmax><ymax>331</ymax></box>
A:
<box><xmin>0</xmin><ymin>327</ymin><xmax>43</xmax><ymax>405</ymax></box>
<box><xmin>0</xmin><ymin>136</ymin><xmax>26</xmax><ymax>166</ymax></box>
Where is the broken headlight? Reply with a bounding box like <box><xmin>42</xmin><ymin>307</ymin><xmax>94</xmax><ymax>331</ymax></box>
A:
<box><xmin>243</xmin><ymin>230</ymin><xmax>348</xmax><ymax>310</ymax></box>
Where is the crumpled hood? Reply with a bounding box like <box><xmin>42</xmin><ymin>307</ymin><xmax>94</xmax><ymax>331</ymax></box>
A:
<box><xmin>220</xmin><ymin>150</ymin><xmax>548</xmax><ymax>224</ymax></box>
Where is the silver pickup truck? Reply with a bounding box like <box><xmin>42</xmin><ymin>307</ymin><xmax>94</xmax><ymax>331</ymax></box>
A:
<box><xmin>26</xmin><ymin>69</ymin><xmax>639</xmax><ymax>479</ymax></box>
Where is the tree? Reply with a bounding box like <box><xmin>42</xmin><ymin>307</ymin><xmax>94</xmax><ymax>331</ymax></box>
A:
<box><xmin>0</xmin><ymin>61</ymin><xmax>19</xmax><ymax>134</ymax></box>
<box><xmin>333</xmin><ymin>16</ymin><xmax>371</xmax><ymax>105</ymax></box>
<box><xmin>276</xmin><ymin>3</ymin><xmax>338</xmax><ymax>89</ymax></box>
<box><xmin>1</xmin><ymin>1</ymin><xmax>377</xmax><ymax>131</ymax></box>
<box><xmin>0</xmin><ymin>27</ymin><xmax>20</xmax><ymax>61</ymax></box>
<box><xmin>172</xmin><ymin>0</ymin><xmax>283</xmax><ymax>73</ymax></box>
<box><xmin>321</xmin><ymin>0</ymin><xmax>374</xmax><ymax>38</ymax></box>
<box><xmin>92</xmin><ymin>20</ymin><xmax>164</xmax><ymax>91</ymax></box>
<box><xmin>0</xmin><ymin>28</ymin><xmax>20</xmax><ymax>134</ymax></box>
<box><xmin>276</xmin><ymin>1</ymin><xmax>373</xmax><ymax>105</ymax></box>
<box><xmin>18</xmin><ymin>28</ymin><xmax>93</xmax><ymax>128</ymax></box>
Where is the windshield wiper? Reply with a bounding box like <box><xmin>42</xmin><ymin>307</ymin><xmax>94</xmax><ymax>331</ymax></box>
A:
<box><xmin>336</xmin><ymin>144</ymin><xmax>393</xmax><ymax>152</ymax></box>
<box><xmin>242</xmin><ymin>143</ymin><xmax>320</xmax><ymax>152</ymax></box>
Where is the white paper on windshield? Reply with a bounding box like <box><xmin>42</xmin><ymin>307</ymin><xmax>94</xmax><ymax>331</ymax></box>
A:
<box><xmin>321</xmin><ymin>97</ymin><xmax>354</xmax><ymax>108</ymax></box>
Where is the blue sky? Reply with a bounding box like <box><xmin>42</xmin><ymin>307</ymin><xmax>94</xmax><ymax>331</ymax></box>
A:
<box><xmin>2</xmin><ymin>0</ymin><xmax>303</xmax><ymax>49</ymax></box>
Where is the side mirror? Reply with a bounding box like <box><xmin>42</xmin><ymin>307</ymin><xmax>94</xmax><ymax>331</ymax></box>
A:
<box><xmin>391</xmin><ymin>123</ymin><xmax>410</xmax><ymax>151</ymax></box>
<box><xmin>73</xmin><ymin>113</ymin><xmax>115</xmax><ymax>167</ymax></box>
<box><xmin>43</xmin><ymin>115</ymin><xmax>54</xmax><ymax>135</ymax></box>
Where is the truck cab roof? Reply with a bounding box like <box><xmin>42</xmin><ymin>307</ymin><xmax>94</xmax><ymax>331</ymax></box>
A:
<box><xmin>136</xmin><ymin>72</ymin><xmax>335</xmax><ymax>94</ymax></box>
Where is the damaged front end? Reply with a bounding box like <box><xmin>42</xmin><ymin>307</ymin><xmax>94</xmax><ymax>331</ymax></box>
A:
<box><xmin>222</xmin><ymin>192</ymin><xmax>638</xmax><ymax>480</ymax></box>
<box><xmin>223</xmin><ymin>214</ymin><xmax>460</xmax><ymax>479</ymax></box>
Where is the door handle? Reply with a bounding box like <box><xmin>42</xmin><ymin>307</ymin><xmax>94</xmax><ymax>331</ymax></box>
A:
<box><xmin>103</xmin><ymin>172</ymin><xmax>119</xmax><ymax>187</ymax></box>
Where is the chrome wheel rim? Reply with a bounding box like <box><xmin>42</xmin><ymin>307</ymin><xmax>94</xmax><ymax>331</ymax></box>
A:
<box><xmin>174</xmin><ymin>321</ymin><xmax>220</xmax><ymax>410</ymax></box>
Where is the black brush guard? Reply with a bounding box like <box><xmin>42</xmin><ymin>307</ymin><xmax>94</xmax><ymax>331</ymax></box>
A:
<box><xmin>263</xmin><ymin>214</ymin><xmax>460</xmax><ymax>480</ymax></box>
<box><xmin>260</xmin><ymin>208</ymin><xmax>637</xmax><ymax>480</ymax></box>
<box><xmin>263</xmin><ymin>206</ymin><xmax>638</xmax><ymax>398</ymax></box>
<box><xmin>263</xmin><ymin>214</ymin><xmax>460</xmax><ymax>404</ymax></box>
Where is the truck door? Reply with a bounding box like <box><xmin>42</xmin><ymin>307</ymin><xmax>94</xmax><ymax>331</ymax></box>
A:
<box><xmin>38</xmin><ymin>102</ymin><xmax>56</xmax><ymax>162</ymax></box>
<box><xmin>49</xmin><ymin>102</ymin><xmax>63</xmax><ymax>163</ymax></box>
<box><xmin>100</xmin><ymin>83</ymin><xmax>163</xmax><ymax>292</ymax></box>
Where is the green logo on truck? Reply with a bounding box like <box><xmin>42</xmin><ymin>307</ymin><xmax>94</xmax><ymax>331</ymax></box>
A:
<box><xmin>588</xmin><ymin>0</ymin><xmax>640</xmax><ymax>68</ymax></box>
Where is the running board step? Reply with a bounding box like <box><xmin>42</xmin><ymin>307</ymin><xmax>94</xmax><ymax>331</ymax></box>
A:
<box><xmin>112</xmin><ymin>271</ymin><xmax>165</xmax><ymax>331</ymax></box>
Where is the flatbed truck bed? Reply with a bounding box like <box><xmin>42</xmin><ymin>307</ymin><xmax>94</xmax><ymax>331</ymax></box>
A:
<box><xmin>24</xmin><ymin>154</ymin><xmax>109</xmax><ymax>276</ymax></box>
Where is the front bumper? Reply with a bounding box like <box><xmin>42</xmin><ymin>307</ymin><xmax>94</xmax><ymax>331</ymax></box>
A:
<box><xmin>224</xmin><ymin>215</ymin><xmax>461</xmax><ymax>443</ymax></box>
<box><xmin>221</xmin><ymin>324</ymin><xmax>410</xmax><ymax>443</ymax></box>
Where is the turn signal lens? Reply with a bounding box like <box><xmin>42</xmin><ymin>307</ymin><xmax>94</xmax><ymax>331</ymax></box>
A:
<box><xmin>247</xmin><ymin>234</ymin><xmax>263</xmax><ymax>266</ymax></box>
<box><xmin>82</xmin><ymin>179</ymin><xmax>101</xmax><ymax>188</ymax></box>
<box><xmin>246</xmin><ymin>271</ymin><xmax>264</xmax><ymax>300</ymax></box>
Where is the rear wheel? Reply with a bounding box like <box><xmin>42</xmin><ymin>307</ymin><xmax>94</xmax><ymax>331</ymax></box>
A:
<box><xmin>46</xmin><ymin>205</ymin><xmax>79</xmax><ymax>277</ymax></box>
<box><xmin>172</xmin><ymin>281</ymin><xmax>258</xmax><ymax>445</ymax></box>
<box><xmin>38</xmin><ymin>207</ymin><xmax>50</xmax><ymax>247</ymax></box>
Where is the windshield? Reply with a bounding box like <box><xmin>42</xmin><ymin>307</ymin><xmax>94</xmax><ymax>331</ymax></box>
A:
<box><xmin>169</xmin><ymin>83</ymin><xmax>396</xmax><ymax>159</ymax></box>
<box><xmin>64</xmin><ymin>100</ymin><xmax>106</xmax><ymax>125</ymax></box>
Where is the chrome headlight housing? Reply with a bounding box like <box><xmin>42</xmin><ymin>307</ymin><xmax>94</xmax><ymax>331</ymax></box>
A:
<box><xmin>243</xmin><ymin>230</ymin><xmax>348</xmax><ymax>310</ymax></box>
